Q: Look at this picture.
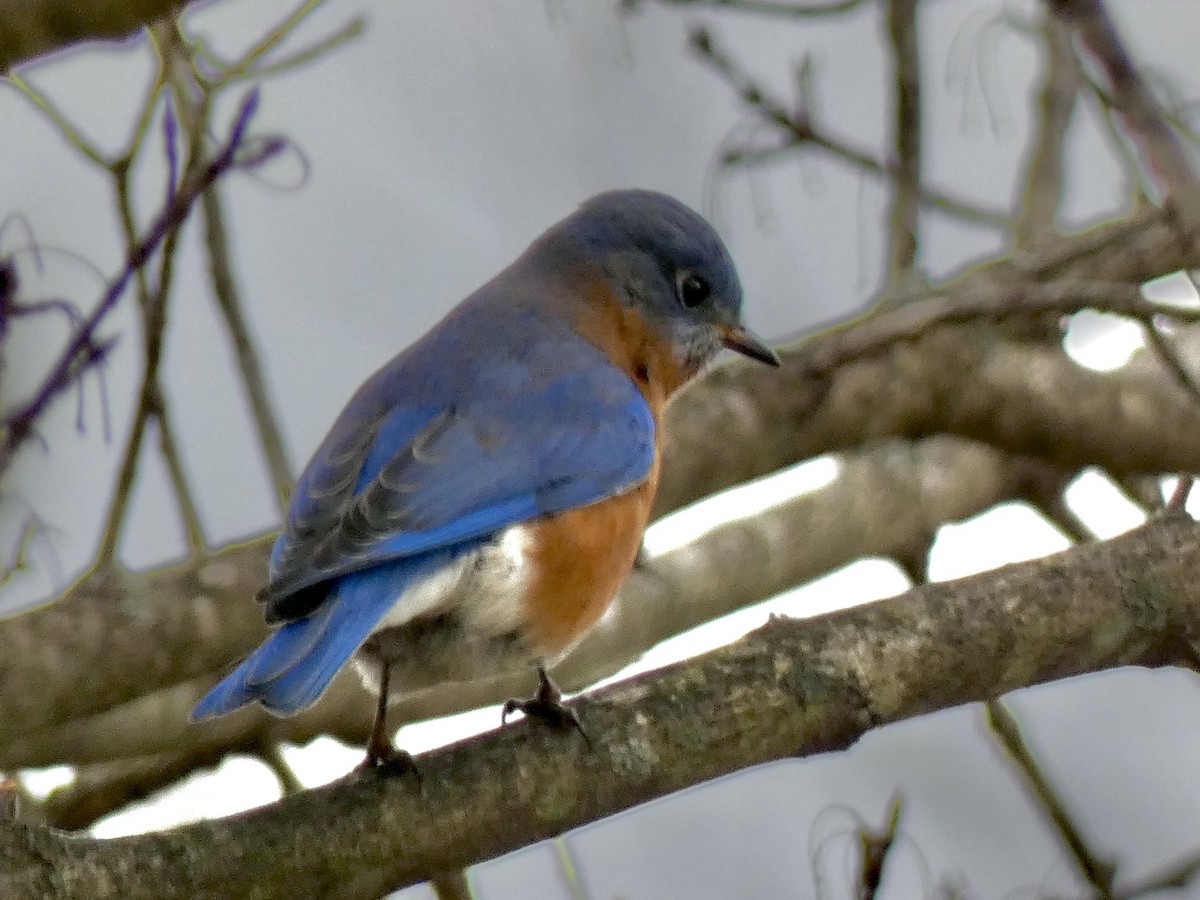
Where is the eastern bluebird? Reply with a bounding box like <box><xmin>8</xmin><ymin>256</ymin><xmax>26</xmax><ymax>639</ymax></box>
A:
<box><xmin>191</xmin><ymin>190</ymin><xmax>779</xmax><ymax>766</ymax></box>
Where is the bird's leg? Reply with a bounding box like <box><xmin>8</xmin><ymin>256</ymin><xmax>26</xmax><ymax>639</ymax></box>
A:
<box><xmin>358</xmin><ymin>660</ymin><xmax>416</xmax><ymax>774</ymax></box>
<box><xmin>502</xmin><ymin>665</ymin><xmax>591</xmax><ymax>747</ymax></box>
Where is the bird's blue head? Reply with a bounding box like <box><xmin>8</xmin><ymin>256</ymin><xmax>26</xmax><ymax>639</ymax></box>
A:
<box><xmin>553</xmin><ymin>190</ymin><xmax>779</xmax><ymax>374</ymax></box>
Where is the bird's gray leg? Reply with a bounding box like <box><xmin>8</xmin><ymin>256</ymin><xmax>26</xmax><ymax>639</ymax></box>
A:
<box><xmin>358</xmin><ymin>658</ymin><xmax>416</xmax><ymax>774</ymax></box>
<box><xmin>502</xmin><ymin>665</ymin><xmax>591</xmax><ymax>747</ymax></box>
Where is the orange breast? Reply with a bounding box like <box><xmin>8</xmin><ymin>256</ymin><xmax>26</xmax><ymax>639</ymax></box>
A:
<box><xmin>518</xmin><ymin>276</ymin><xmax>686</xmax><ymax>656</ymax></box>
<box><xmin>520</xmin><ymin>466</ymin><xmax>658</xmax><ymax>657</ymax></box>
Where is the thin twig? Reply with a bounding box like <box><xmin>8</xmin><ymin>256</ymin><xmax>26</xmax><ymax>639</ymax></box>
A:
<box><xmin>154</xmin><ymin>409</ymin><xmax>207</xmax><ymax>551</ymax></box>
<box><xmin>201</xmin><ymin>186</ymin><xmax>294</xmax><ymax>512</ymax></box>
<box><xmin>796</xmin><ymin>280</ymin><xmax>1170</xmax><ymax>374</ymax></box>
<box><xmin>99</xmin><ymin>150</ymin><xmax>201</xmax><ymax>562</ymax></box>
<box><xmin>856</xmin><ymin>794</ymin><xmax>903</xmax><ymax>900</ymax></box>
<box><xmin>986</xmin><ymin>699</ymin><xmax>1116</xmax><ymax>897</ymax></box>
<box><xmin>0</xmin><ymin>91</ymin><xmax>283</xmax><ymax>478</ymax></box>
<box><xmin>200</xmin><ymin>0</ymin><xmax>326</xmax><ymax>85</ymax></box>
<box><xmin>1047</xmin><ymin>0</ymin><xmax>1197</xmax><ymax>195</ymax></box>
<box><xmin>6</xmin><ymin>75</ymin><xmax>107</xmax><ymax>167</ymax></box>
<box><xmin>884</xmin><ymin>0</ymin><xmax>921</xmax><ymax>291</ymax></box>
<box><xmin>630</xmin><ymin>0</ymin><xmax>871</xmax><ymax>16</ymax></box>
<box><xmin>1116</xmin><ymin>849</ymin><xmax>1200</xmax><ymax>898</ymax></box>
<box><xmin>216</xmin><ymin>17</ymin><xmax>365</xmax><ymax>84</ymax></box>
<box><xmin>1140</xmin><ymin>320</ymin><xmax>1200</xmax><ymax>408</ymax></box>
<box><xmin>693</xmin><ymin>28</ymin><xmax>1010</xmax><ymax>229</ymax></box>
<box><xmin>1014</xmin><ymin>12</ymin><xmax>1079</xmax><ymax>248</ymax></box>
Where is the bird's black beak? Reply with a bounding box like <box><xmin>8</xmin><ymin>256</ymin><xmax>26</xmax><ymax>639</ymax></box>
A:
<box><xmin>721</xmin><ymin>324</ymin><xmax>780</xmax><ymax>367</ymax></box>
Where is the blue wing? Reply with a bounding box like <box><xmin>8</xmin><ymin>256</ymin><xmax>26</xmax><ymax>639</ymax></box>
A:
<box><xmin>263</xmin><ymin>357</ymin><xmax>656</xmax><ymax>619</ymax></box>
<box><xmin>192</xmin><ymin>324</ymin><xmax>655</xmax><ymax>720</ymax></box>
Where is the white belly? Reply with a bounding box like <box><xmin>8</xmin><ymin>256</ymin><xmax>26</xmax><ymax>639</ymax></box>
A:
<box><xmin>355</xmin><ymin>524</ymin><xmax>539</xmax><ymax>699</ymax></box>
<box><xmin>372</xmin><ymin>522</ymin><xmax>533</xmax><ymax>637</ymax></box>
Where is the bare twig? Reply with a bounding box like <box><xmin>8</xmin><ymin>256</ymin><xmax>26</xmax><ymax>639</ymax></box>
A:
<box><xmin>692</xmin><ymin>28</ymin><xmax>1010</xmax><ymax>229</ymax></box>
<box><xmin>1047</xmin><ymin>0</ymin><xmax>1197</xmax><ymax>195</ymax></box>
<box><xmin>200</xmin><ymin>186</ymin><xmax>295</xmax><ymax>513</ymax></box>
<box><xmin>795</xmin><ymin>281</ymin><xmax>1153</xmax><ymax>374</ymax></box>
<box><xmin>1139</xmin><ymin>320</ymin><xmax>1200</xmax><ymax>408</ymax></box>
<box><xmin>986</xmin><ymin>699</ymin><xmax>1115</xmax><ymax>897</ymax></box>
<box><xmin>885</xmin><ymin>0</ymin><xmax>921</xmax><ymax>290</ymax></box>
<box><xmin>1117</xmin><ymin>849</ymin><xmax>1200</xmax><ymax>898</ymax></box>
<box><xmin>1014</xmin><ymin>12</ymin><xmax>1080</xmax><ymax>247</ymax></box>
<box><xmin>98</xmin><ymin>60</ymin><xmax>205</xmax><ymax>561</ymax></box>
<box><xmin>0</xmin><ymin>90</ymin><xmax>282</xmax><ymax>478</ymax></box>
<box><xmin>857</xmin><ymin>795</ymin><xmax>903</xmax><ymax>900</ymax></box>
<box><xmin>627</xmin><ymin>0</ymin><xmax>871</xmax><ymax>17</ymax></box>
<box><xmin>161</xmin><ymin>3</ymin><xmax>361</xmax><ymax>515</ymax></box>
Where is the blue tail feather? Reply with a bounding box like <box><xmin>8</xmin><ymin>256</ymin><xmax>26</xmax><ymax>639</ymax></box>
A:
<box><xmin>191</xmin><ymin>551</ymin><xmax>454</xmax><ymax>720</ymax></box>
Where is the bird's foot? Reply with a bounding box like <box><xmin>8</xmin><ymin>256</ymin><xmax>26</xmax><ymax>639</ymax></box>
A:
<box><xmin>502</xmin><ymin>666</ymin><xmax>591</xmax><ymax>747</ymax></box>
<box><xmin>356</xmin><ymin>734</ymin><xmax>419</xmax><ymax>779</ymax></box>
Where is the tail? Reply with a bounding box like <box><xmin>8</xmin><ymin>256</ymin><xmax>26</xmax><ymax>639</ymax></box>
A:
<box><xmin>191</xmin><ymin>554</ymin><xmax>448</xmax><ymax>720</ymax></box>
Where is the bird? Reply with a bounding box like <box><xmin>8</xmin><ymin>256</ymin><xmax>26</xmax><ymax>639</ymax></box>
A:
<box><xmin>191</xmin><ymin>189</ymin><xmax>780</xmax><ymax>767</ymax></box>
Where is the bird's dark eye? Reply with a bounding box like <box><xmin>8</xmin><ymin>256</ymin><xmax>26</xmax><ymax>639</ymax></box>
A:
<box><xmin>676</xmin><ymin>272</ymin><xmax>711</xmax><ymax>309</ymax></box>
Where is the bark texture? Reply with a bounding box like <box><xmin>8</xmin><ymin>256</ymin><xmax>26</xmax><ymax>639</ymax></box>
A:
<box><xmin>3</xmin><ymin>516</ymin><xmax>1197</xmax><ymax>899</ymax></box>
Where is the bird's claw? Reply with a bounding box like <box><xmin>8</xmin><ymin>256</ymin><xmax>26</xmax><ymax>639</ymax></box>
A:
<box><xmin>502</xmin><ymin>667</ymin><xmax>592</xmax><ymax>747</ymax></box>
<box><xmin>357</xmin><ymin>736</ymin><xmax>419</xmax><ymax>780</ymax></box>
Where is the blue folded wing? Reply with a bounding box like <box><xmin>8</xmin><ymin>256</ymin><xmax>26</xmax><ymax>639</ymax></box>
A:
<box><xmin>261</xmin><ymin>358</ymin><xmax>656</xmax><ymax>614</ymax></box>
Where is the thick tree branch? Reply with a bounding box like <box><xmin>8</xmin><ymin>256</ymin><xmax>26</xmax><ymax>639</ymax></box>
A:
<box><xmin>0</xmin><ymin>540</ymin><xmax>271</xmax><ymax>746</ymax></box>
<box><xmin>0</xmin><ymin>0</ymin><xmax>192</xmax><ymax>73</ymax></box>
<box><xmin>3</xmin><ymin>515</ymin><xmax>1200</xmax><ymax>898</ymax></box>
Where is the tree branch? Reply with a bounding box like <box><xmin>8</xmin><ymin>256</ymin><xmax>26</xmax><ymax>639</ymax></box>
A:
<box><xmin>987</xmin><ymin>700</ymin><xmax>1116</xmax><ymax>895</ymax></box>
<box><xmin>1047</xmin><ymin>0</ymin><xmax>1197</xmax><ymax>195</ymax></box>
<box><xmin>628</xmin><ymin>0</ymin><xmax>871</xmax><ymax>18</ymax></box>
<box><xmin>885</xmin><ymin>0</ymin><xmax>921</xmax><ymax>288</ymax></box>
<box><xmin>1013</xmin><ymin>12</ymin><xmax>1079</xmax><ymax>248</ymax></box>
<box><xmin>0</xmin><ymin>0</ymin><xmax>190</xmax><ymax>73</ymax></box>
<box><xmin>4</xmin><ymin>514</ymin><xmax>1200</xmax><ymax>898</ymax></box>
